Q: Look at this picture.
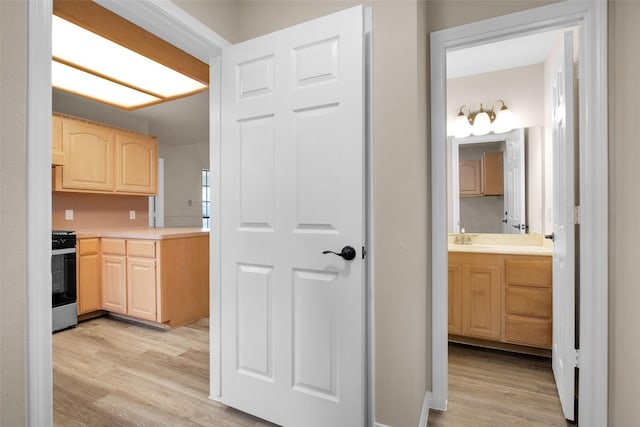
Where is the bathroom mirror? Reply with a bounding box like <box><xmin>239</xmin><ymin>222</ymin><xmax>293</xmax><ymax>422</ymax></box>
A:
<box><xmin>448</xmin><ymin>127</ymin><xmax>545</xmax><ymax>234</ymax></box>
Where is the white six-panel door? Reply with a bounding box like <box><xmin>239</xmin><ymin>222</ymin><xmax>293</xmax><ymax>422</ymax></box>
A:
<box><xmin>503</xmin><ymin>135</ymin><xmax>526</xmax><ymax>234</ymax></box>
<box><xmin>220</xmin><ymin>6</ymin><xmax>365</xmax><ymax>427</ymax></box>
<box><xmin>551</xmin><ymin>30</ymin><xmax>576</xmax><ymax>422</ymax></box>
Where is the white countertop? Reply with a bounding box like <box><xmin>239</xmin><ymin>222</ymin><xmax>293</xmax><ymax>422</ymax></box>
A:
<box><xmin>75</xmin><ymin>227</ymin><xmax>209</xmax><ymax>240</ymax></box>
<box><xmin>447</xmin><ymin>233</ymin><xmax>552</xmax><ymax>256</ymax></box>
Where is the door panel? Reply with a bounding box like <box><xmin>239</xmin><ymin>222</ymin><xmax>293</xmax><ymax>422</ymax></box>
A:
<box><xmin>551</xmin><ymin>31</ymin><xmax>576</xmax><ymax>421</ymax></box>
<box><xmin>221</xmin><ymin>6</ymin><xmax>365</xmax><ymax>427</ymax></box>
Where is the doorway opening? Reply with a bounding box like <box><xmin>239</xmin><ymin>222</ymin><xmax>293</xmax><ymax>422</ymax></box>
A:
<box><xmin>430</xmin><ymin>2</ymin><xmax>607</xmax><ymax>426</ymax></box>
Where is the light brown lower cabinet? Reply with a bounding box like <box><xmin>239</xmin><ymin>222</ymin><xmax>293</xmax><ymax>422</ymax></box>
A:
<box><xmin>77</xmin><ymin>238</ymin><xmax>102</xmax><ymax>314</ymax></box>
<box><xmin>449</xmin><ymin>252</ymin><xmax>552</xmax><ymax>349</ymax></box>
<box><xmin>95</xmin><ymin>235</ymin><xmax>208</xmax><ymax>327</ymax></box>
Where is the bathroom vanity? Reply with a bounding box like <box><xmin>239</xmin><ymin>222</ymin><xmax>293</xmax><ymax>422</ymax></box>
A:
<box><xmin>448</xmin><ymin>233</ymin><xmax>552</xmax><ymax>353</ymax></box>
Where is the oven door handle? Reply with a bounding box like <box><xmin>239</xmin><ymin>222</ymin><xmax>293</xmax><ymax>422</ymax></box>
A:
<box><xmin>52</xmin><ymin>248</ymin><xmax>76</xmax><ymax>256</ymax></box>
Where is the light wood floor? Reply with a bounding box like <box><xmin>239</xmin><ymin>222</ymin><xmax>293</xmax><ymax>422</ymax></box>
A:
<box><xmin>53</xmin><ymin>316</ymin><xmax>276</xmax><ymax>427</ymax></box>
<box><xmin>55</xmin><ymin>318</ymin><xmax>572</xmax><ymax>426</ymax></box>
<box><xmin>428</xmin><ymin>343</ymin><xmax>574</xmax><ymax>427</ymax></box>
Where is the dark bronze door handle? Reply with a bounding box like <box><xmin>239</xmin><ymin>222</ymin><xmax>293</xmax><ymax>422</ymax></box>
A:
<box><xmin>322</xmin><ymin>246</ymin><xmax>356</xmax><ymax>261</ymax></box>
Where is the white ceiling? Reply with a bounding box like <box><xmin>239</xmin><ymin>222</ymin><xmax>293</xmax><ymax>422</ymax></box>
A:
<box><xmin>447</xmin><ymin>29</ymin><xmax>564</xmax><ymax>79</ymax></box>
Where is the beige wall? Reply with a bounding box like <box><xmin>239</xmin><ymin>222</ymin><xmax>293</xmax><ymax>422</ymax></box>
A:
<box><xmin>447</xmin><ymin>64</ymin><xmax>545</xmax><ymax>134</ymax></box>
<box><xmin>0</xmin><ymin>1</ymin><xmax>27</xmax><ymax>425</ymax></box>
<box><xmin>52</xmin><ymin>193</ymin><xmax>150</xmax><ymax>229</ymax></box>
<box><xmin>609</xmin><ymin>1</ymin><xmax>640</xmax><ymax>425</ymax></box>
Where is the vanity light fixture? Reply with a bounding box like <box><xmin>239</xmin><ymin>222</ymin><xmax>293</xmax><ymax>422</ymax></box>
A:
<box><xmin>453</xmin><ymin>100</ymin><xmax>514</xmax><ymax>137</ymax></box>
<box><xmin>52</xmin><ymin>0</ymin><xmax>209</xmax><ymax>110</ymax></box>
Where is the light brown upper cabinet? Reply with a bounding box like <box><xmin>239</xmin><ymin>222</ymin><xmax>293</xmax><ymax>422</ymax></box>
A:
<box><xmin>482</xmin><ymin>151</ymin><xmax>504</xmax><ymax>195</ymax></box>
<box><xmin>459</xmin><ymin>160</ymin><xmax>483</xmax><ymax>195</ymax></box>
<box><xmin>459</xmin><ymin>151</ymin><xmax>504</xmax><ymax>197</ymax></box>
<box><xmin>116</xmin><ymin>132</ymin><xmax>158</xmax><ymax>195</ymax></box>
<box><xmin>52</xmin><ymin>114</ymin><xmax>158</xmax><ymax>196</ymax></box>
<box><xmin>51</xmin><ymin>114</ymin><xmax>64</xmax><ymax>166</ymax></box>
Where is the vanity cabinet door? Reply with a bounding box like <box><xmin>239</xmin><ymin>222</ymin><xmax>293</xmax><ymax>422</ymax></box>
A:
<box><xmin>461</xmin><ymin>264</ymin><xmax>501</xmax><ymax>340</ymax></box>
<box><xmin>459</xmin><ymin>160</ymin><xmax>482</xmax><ymax>195</ymax></box>
<box><xmin>448</xmin><ymin>264</ymin><xmax>462</xmax><ymax>335</ymax></box>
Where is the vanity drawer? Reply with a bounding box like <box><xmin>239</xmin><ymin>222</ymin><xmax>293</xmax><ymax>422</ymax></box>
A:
<box><xmin>505</xmin><ymin>286</ymin><xmax>551</xmax><ymax>317</ymax></box>
<box><xmin>504</xmin><ymin>314</ymin><xmax>552</xmax><ymax>348</ymax></box>
<box><xmin>505</xmin><ymin>256</ymin><xmax>551</xmax><ymax>288</ymax></box>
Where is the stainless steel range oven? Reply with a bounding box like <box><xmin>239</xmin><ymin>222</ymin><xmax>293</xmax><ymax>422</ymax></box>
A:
<box><xmin>52</xmin><ymin>230</ymin><xmax>77</xmax><ymax>332</ymax></box>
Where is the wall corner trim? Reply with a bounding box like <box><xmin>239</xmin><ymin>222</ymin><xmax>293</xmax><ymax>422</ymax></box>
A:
<box><xmin>419</xmin><ymin>391</ymin><xmax>433</xmax><ymax>427</ymax></box>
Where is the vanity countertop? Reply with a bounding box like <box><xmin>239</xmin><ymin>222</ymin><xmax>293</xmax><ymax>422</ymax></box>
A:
<box><xmin>447</xmin><ymin>233</ymin><xmax>553</xmax><ymax>256</ymax></box>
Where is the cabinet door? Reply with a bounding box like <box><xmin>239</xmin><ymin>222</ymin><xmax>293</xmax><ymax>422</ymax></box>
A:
<box><xmin>459</xmin><ymin>160</ymin><xmax>482</xmax><ymax>195</ymax></box>
<box><xmin>102</xmin><ymin>254</ymin><xmax>127</xmax><ymax>314</ymax></box>
<box><xmin>482</xmin><ymin>151</ymin><xmax>504</xmax><ymax>195</ymax></box>
<box><xmin>61</xmin><ymin>119</ymin><xmax>115</xmax><ymax>191</ymax></box>
<box><xmin>127</xmin><ymin>257</ymin><xmax>157</xmax><ymax>321</ymax></box>
<box><xmin>115</xmin><ymin>133</ymin><xmax>158</xmax><ymax>195</ymax></box>
<box><xmin>77</xmin><ymin>238</ymin><xmax>101</xmax><ymax>314</ymax></box>
<box><xmin>52</xmin><ymin>115</ymin><xmax>64</xmax><ymax>166</ymax></box>
<box><xmin>461</xmin><ymin>264</ymin><xmax>501</xmax><ymax>340</ymax></box>
<box><xmin>448</xmin><ymin>264</ymin><xmax>462</xmax><ymax>335</ymax></box>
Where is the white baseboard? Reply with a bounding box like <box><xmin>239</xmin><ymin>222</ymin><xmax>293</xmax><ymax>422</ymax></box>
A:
<box><xmin>373</xmin><ymin>392</ymin><xmax>432</xmax><ymax>427</ymax></box>
<box><xmin>419</xmin><ymin>391</ymin><xmax>433</xmax><ymax>427</ymax></box>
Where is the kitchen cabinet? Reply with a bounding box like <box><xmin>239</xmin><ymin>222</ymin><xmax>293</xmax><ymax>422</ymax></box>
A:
<box><xmin>125</xmin><ymin>240</ymin><xmax>157</xmax><ymax>321</ymax></box>
<box><xmin>101</xmin><ymin>238</ymin><xmax>157</xmax><ymax>320</ymax></box>
<box><xmin>52</xmin><ymin>114</ymin><xmax>157</xmax><ymax>196</ymax></box>
<box><xmin>101</xmin><ymin>238</ymin><xmax>127</xmax><ymax>314</ymax></box>
<box><xmin>116</xmin><ymin>133</ymin><xmax>158</xmax><ymax>195</ymax></box>
<box><xmin>52</xmin><ymin>114</ymin><xmax>64</xmax><ymax>166</ymax></box>
<box><xmin>459</xmin><ymin>152</ymin><xmax>504</xmax><ymax>197</ymax></box>
<box><xmin>459</xmin><ymin>160</ymin><xmax>482</xmax><ymax>195</ymax></box>
<box><xmin>77</xmin><ymin>238</ymin><xmax>102</xmax><ymax>314</ymax></box>
<box><xmin>503</xmin><ymin>255</ymin><xmax>552</xmax><ymax>348</ymax></box>
<box><xmin>448</xmin><ymin>252</ymin><xmax>552</xmax><ymax>349</ymax></box>
<box><xmin>482</xmin><ymin>151</ymin><xmax>504</xmax><ymax>195</ymax></box>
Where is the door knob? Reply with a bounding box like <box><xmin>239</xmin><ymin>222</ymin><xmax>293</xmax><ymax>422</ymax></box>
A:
<box><xmin>322</xmin><ymin>246</ymin><xmax>356</xmax><ymax>261</ymax></box>
<box><xmin>544</xmin><ymin>233</ymin><xmax>555</xmax><ymax>241</ymax></box>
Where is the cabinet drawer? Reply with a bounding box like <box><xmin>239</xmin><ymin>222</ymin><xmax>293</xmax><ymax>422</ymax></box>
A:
<box><xmin>505</xmin><ymin>286</ymin><xmax>551</xmax><ymax>317</ymax></box>
<box><xmin>127</xmin><ymin>240</ymin><xmax>156</xmax><ymax>258</ymax></box>
<box><xmin>506</xmin><ymin>256</ymin><xmax>551</xmax><ymax>287</ymax></box>
<box><xmin>78</xmin><ymin>238</ymin><xmax>100</xmax><ymax>255</ymax></box>
<box><xmin>102</xmin><ymin>238</ymin><xmax>126</xmax><ymax>255</ymax></box>
<box><xmin>504</xmin><ymin>315</ymin><xmax>552</xmax><ymax>348</ymax></box>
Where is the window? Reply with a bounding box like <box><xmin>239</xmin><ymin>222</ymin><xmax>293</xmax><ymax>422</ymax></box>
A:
<box><xmin>202</xmin><ymin>169</ymin><xmax>210</xmax><ymax>228</ymax></box>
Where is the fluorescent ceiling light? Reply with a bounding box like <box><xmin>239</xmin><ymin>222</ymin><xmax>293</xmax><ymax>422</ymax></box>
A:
<box><xmin>51</xmin><ymin>15</ymin><xmax>207</xmax><ymax>109</ymax></box>
<box><xmin>52</xmin><ymin>61</ymin><xmax>161</xmax><ymax>109</ymax></box>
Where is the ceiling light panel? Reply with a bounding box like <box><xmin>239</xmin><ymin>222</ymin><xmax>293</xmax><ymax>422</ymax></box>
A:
<box><xmin>52</xmin><ymin>16</ymin><xmax>207</xmax><ymax>99</ymax></box>
<box><xmin>52</xmin><ymin>61</ymin><xmax>161</xmax><ymax>109</ymax></box>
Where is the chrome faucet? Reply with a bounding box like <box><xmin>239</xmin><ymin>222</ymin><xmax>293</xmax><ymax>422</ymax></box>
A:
<box><xmin>455</xmin><ymin>228</ymin><xmax>472</xmax><ymax>245</ymax></box>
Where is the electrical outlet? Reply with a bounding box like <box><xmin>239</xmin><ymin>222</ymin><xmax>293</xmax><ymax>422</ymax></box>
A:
<box><xmin>65</xmin><ymin>209</ymin><xmax>73</xmax><ymax>220</ymax></box>
<box><xmin>129</xmin><ymin>210</ymin><xmax>136</xmax><ymax>220</ymax></box>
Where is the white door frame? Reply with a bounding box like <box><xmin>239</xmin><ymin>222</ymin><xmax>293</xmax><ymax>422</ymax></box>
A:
<box><xmin>430</xmin><ymin>1</ymin><xmax>608</xmax><ymax>426</ymax></box>
<box><xmin>25</xmin><ymin>1</ymin><xmax>373</xmax><ymax>425</ymax></box>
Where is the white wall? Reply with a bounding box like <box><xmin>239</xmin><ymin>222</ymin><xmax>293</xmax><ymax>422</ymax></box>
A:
<box><xmin>159</xmin><ymin>141</ymin><xmax>209</xmax><ymax>227</ymax></box>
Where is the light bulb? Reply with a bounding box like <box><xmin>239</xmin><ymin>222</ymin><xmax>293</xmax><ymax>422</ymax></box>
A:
<box><xmin>454</xmin><ymin>113</ymin><xmax>471</xmax><ymax>138</ymax></box>
<box><xmin>494</xmin><ymin>107</ymin><xmax>514</xmax><ymax>134</ymax></box>
<box><xmin>472</xmin><ymin>110</ymin><xmax>491</xmax><ymax>135</ymax></box>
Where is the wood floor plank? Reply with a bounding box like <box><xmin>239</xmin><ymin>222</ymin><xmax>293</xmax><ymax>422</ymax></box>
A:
<box><xmin>53</xmin><ymin>316</ymin><xmax>276</xmax><ymax>427</ymax></box>
<box><xmin>429</xmin><ymin>343</ymin><xmax>573</xmax><ymax>427</ymax></box>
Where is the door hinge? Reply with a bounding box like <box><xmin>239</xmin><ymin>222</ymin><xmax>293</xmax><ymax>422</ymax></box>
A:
<box><xmin>573</xmin><ymin>349</ymin><xmax>580</xmax><ymax>368</ymax></box>
<box><xmin>574</xmin><ymin>206</ymin><xmax>581</xmax><ymax>224</ymax></box>
<box><xmin>362</xmin><ymin>246</ymin><xmax>367</xmax><ymax>259</ymax></box>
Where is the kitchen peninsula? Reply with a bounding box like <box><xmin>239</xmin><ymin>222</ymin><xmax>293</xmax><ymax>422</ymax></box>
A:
<box><xmin>75</xmin><ymin>227</ymin><xmax>209</xmax><ymax>328</ymax></box>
